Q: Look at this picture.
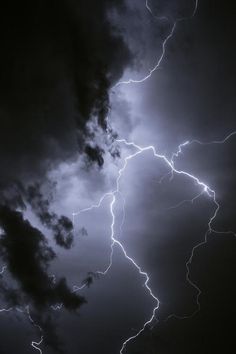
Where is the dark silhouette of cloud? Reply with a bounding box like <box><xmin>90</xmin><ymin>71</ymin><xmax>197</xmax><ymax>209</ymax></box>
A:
<box><xmin>26</xmin><ymin>183</ymin><xmax>74</xmax><ymax>249</ymax></box>
<box><xmin>0</xmin><ymin>206</ymin><xmax>85</xmax><ymax>310</ymax></box>
<box><xmin>0</xmin><ymin>206</ymin><xmax>86</xmax><ymax>353</ymax></box>
<box><xmin>0</xmin><ymin>0</ymin><xmax>132</xmax><ymax>333</ymax></box>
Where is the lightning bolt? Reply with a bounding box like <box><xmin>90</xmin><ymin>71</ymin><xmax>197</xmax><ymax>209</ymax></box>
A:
<box><xmin>26</xmin><ymin>306</ymin><xmax>44</xmax><ymax>354</ymax></box>
<box><xmin>116</xmin><ymin>0</ymin><xmax>198</xmax><ymax>86</ymax></box>
<box><xmin>1</xmin><ymin>1</ymin><xmax>234</xmax><ymax>354</ymax></box>
<box><xmin>0</xmin><ymin>305</ymin><xmax>43</xmax><ymax>353</ymax></box>
<box><xmin>165</xmin><ymin>131</ymin><xmax>236</xmax><ymax>212</ymax></box>
<box><xmin>23</xmin><ymin>1</ymin><xmax>202</xmax><ymax>351</ymax></box>
<box><xmin>115</xmin><ymin>137</ymin><xmax>218</xmax><ymax>348</ymax></box>
<box><xmin>0</xmin><ymin>266</ymin><xmax>47</xmax><ymax>354</ymax></box>
<box><xmin>0</xmin><ymin>300</ymin><xmax>43</xmax><ymax>353</ymax></box>
<box><xmin>72</xmin><ymin>0</ymin><xmax>213</xmax><ymax>352</ymax></box>
<box><xmin>73</xmin><ymin>145</ymin><xmax>160</xmax><ymax>354</ymax></box>
<box><xmin>73</xmin><ymin>129</ymin><xmax>236</xmax><ymax>352</ymax></box>
<box><xmin>0</xmin><ymin>265</ymin><xmax>7</xmax><ymax>275</ymax></box>
<box><xmin>72</xmin><ymin>0</ymin><xmax>236</xmax><ymax>350</ymax></box>
<box><xmin>145</xmin><ymin>0</ymin><xmax>169</xmax><ymax>22</ymax></box>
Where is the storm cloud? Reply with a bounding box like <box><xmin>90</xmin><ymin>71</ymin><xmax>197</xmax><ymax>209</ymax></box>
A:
<box><xmin>0</xmin><ymin>0</ymin><xmax>131</xmax><ymax>182</ymax></box>
<box><xmin>0</xmin><ymin>0</ymin><xmax>132</xmax><ymax>335</ymax></box>
<box><xmin>0</xmin><ymin>0</ymin><xmax>235</xmax><ymax>353</ymax></box>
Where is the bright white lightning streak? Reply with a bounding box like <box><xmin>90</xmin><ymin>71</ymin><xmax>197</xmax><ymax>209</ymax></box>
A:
<box><xmin>170</xmin><ymin>140</ymin><xmax>189</xmax><ymax>166</ymax></box>
<box><xmin>160</xmin><ymin>130</ymin><xmax>236</xmax><ymax>321</ymax></box>
<box><xmin>115</xmin><ymin>23</ymin><xmax>176</xmax><ymax>86</ymax></box>
<box><xmin>0</xmin><ymin>300</ymin><xmax>43</xmax><ymax>353</ymax></box>
<box><xmin>26</xmin><ymin>306</ymin><xmax>44</xmax><ymax>354</ymax></box>
<box><xmin>0</xmin><ymin>307</ymin><xmax>13</xmax><ymax>313</ymax></box>
<box><xmin>2</xmin><ymin>0</ymin><xmax>234</xmax><ymax>352</ymax></box>
<box><xmin>115</xmin><ymin>0</ymin><xmax>198</xmax><ymax>86</ymax></box>
<box><xmin>0</xmin><ymin>267</ymin><xmax>52</xmax><ymax>353</ymax></box>
<box><xmin>72</xmin><ymin>192</ymin><xmax>113</xmax><ymax>220</ymax></box>
<box><xmin>73</xmin><ymin>1</ymin><xmax>226</xmax><ymax>350</ymax></box>
<box><xmin>114</xmin><ymin>138</ymin><xmax>219</xmax><ymax>330</ymax></box>
<box><xmin>8</xmin><ymin>127</ymin><xmax>235</xmax><ymax>353</ymax></box>
<box><xmin>145</xmin><ymin>0</ymin><xmax>169</xmax><ymax>22</ymax></box>
<box><xmin>166</xmin><ymin>131</ymin><xmax>236</xmax><ymax>211</ymax></box>
<box><xmin>73</xmin><ymin>148</ymin><xmax>160</xmax><ymax>354</ymax></box>
<box><xmin>171</xmin><ymin>131</ymin><xmax>236</xmax><ymax>165</ymax></box>
<box><xmin>0</xmin><ymin>265</ymin><xmax>7</xmax><ymax>275</ymax></box>
<box><xmin>73</xmin><ymin>129</ymin><xmax>236</xmax><ymax>352</ymax></box>
<box><xmin>166</xmin><ymin>190</ymin><xmax>204</xmax><ymax>211</ymax></box>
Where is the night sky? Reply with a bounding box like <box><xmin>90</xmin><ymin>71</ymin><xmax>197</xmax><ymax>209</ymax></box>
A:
<box><xmin>0</xmin><ymin>1</ymin><xmax>235</xmax><ymax>354</ymax></box>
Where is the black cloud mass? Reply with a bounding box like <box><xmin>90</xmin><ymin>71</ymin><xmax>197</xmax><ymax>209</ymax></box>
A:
<box><xmin>0</xmin><ymin>0</ymin><xmax>131</xmax><ymax>347</ymax></box>
<box><xmin>0</xmin><ymin>0</ymin><xmax>131</xmax><ymax>180</ymax></box>
<box><xmin>0</xmin><ymin>206</ymin><xmax>84</xmax><ymax>310</ymax></box>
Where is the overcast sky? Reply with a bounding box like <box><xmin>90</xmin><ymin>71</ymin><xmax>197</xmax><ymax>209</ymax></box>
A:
<box><xmin>0</xmin><ymin>1</ymin><xmax>235</xmax><ymax>354</ymax></box>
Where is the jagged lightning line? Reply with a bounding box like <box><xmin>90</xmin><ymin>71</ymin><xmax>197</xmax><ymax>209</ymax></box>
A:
<box><xmin>159</xmin><ymin>131</ymin><xmax>236</xmax><ymax>321</ymax></box>
<box><xmin>118</xmin><ymin>131</ymin><xmax>235</xmax><ymax>348</ymax></box>
<box><xmin>99</xmin><ymin>150</ymin><xmax>161</xmax><ymax>353</ymax></box>
<box><xmin>166</xmin><ymin>131</ymin><xmax>236</xmax><ymax>211</ymax></box>
<box><xmin>115</xmin><ymin>0</ymin><xmax>198</xmax><ymax>86</ymax></box>
<box><xmin>0</xmin><ymin>268</ymin><xmax>50</xmax><ymax>353</ymax></box>
<box><xmin>72</xmin><ymin>130</ymin><xmax>235</xmax><ymax>353</ymax></box>
<box><xmin>0</xmin><ymin>297</ymin><xmax>43</xmax><ymax>353</ymax></box>
<box><xmin>191</xmin><ymin>130</ymin><xmax>236</xmax><ymax>145</ymax></box>
<box><xmin>26</xmin><ymin>306</ymin><xmax>44</xmax><ymax>354</ymax></box>
<box><xmin>0</xmin><ymin>307</ymin><xmax>13</xmax><ymax>313</ymax></box>
<box><xmin>2</xmin><ymin>1</ymin><xmax>234</xmax><ymax>353</ymax></box>
<box><xmin>161</xmin><ymin>130</ymin><xmax>236</xmax><ymax>187</ymax></box>
<box><xmin>73</xmin><ymin>147</ymin><xmax>160</xmax><ymax>354</ymax></box>
<box><xmin>115</xmin><ymin>23</ymin><xmax>176</xmax><ymax>86</ymax></box>
<box><xmin>145</xmin><ymin>0</ymin><xmax>169</xmax><ymax>22</ymax></box>
<box><xmin>0</xmin><ymin>265</ymin><xmax>7</xmax><ymax>275</ymax></box>
<box><xmin>9</xmin><ymin>127</ymin><xmax>235</xmax><ymax>354</ymax></box>
<box><xmin>36</xmin><ymin>0</ymin><xmax>235</xmax><ymax>351</ymax></box>
<box><xmin>3</xmin><ymin>119</ymin><xmax>232</xmax><ymax>353</ymax></box>
<box><xmin>72</xmin><ymin>1</ymin><xmax>205</xmax><ymax>351</ymax></box>
<box><xmin>72</xmin><ymin>0</ymin><xmax>200</xmax><ymax>335</ymax></box>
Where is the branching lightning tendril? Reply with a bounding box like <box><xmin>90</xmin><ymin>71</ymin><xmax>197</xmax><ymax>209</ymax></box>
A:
<box><xmin>73</xmin><ymin>0</ymin><xmax>236</xmax><ymax>352</ymax></box>
<box><xmin>27</xmin><ymin>306</ymin><xmax>44</xmax><ymax>354</ymax></box>
<box><xmin>116</xmin><ymin>0</ymin><xmax>198</xmax><ymax>86</ymax></box>
<box><xmin>74</xmin><ymin>131</ymin><xmax>236</xmax><ymax>352</ymax></box>
<box><xmin>1</xmin><ymin>1</ymin><xmax>235</xmax><ymax>353</ymax></box>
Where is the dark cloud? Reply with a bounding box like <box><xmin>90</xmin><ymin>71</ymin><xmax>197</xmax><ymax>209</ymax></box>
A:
<box><xmin>0</xmin><ymin>0</ymin><xmax>235</xmax><ymax>353</ymax></box>
<box><xmin>109</xmin><ymin>0</ymin><xmax>236</xmax><ymax>353</ymax></box>
<box><xmin>0</xmin><ymin>0</ymin><xmax>132</xmax><ymax>184</ymax></box>
<box><xmin>0</xmin><ymin>206</ymin><xmax>84</xmax><ymax>310</ymax></box>
<box><xmin>84</xmin><ymin>145</ymin><xmax>105</xmax><ymax>167</ymax></box>
<box><xmin>142</xmin><ymin>0</ymin><xmax>236</xmax><ymax>153</ymax></box>
<box><xmin>0</xmin><ymin>206</ymin><xmax>85</xmax><ymax>352</ymax></box>
<box><xmin>0</xmin><ymin>0</ymin><xmax>132</xmax><ymax>334</ymax></box>
<box><xmin>26</xmin><ymin>183</ymin><xmax>74</xmax><ymax>249</ymax></box>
